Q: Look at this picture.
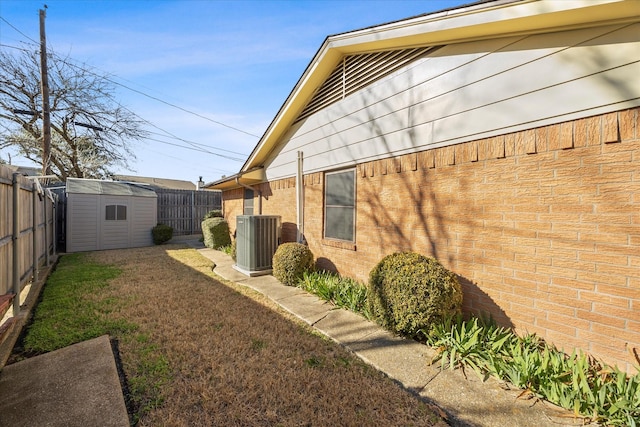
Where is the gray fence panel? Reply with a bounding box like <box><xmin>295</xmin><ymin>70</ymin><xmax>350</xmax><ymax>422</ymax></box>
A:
<box><xmin>156</xmin><ymin>189</ymin><xmax>221</xmax><ymax>236</ymax></box>
<box><xmin>0</xmin><ymin>165</ymin><xmax>55</xmax><ymax>299</ymax></box>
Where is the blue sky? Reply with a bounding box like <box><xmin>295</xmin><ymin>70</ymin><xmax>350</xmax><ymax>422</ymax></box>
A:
<box><xmin>1</xmin><ymin>0</ymin><xmax>465</xmax><ymax>184</ymax></box>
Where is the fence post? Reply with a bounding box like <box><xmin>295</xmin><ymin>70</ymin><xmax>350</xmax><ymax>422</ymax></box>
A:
<box><xmin>191</xmin><ymin>191</ymin><xmax>195</xmax><ymax>235</ymax></box>
<box><xmin>44</xmin><ymin>192</ymin><xmax>50</xmax><ymax>266</ymax></box>
<box><xmin>12</xmin><ymin>173</ymin><xmax>20</xmax><ymax>316</ymax></box>
<box><xmin>52</xmin><ymin>194</ymin><xmax>57</xmax><ymax>257</ymax></box>
<box><xmin>32</xmin><ymin>182</ymin><xmax>38</xmax><ymax>284</ymax></box>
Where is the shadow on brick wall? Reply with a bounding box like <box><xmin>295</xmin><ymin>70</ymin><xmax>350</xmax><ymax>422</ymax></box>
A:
<box><xmin>281</xmin><ymin>222</ymin><xmax>299</xmax><ymax>243</ymax></box>
<box><xmin>457</xmin><ymin>275</ymin><xmax>514</xmax><ymax>329</ymax></box>
<box><xmin>316</xmin><ymin>257</ymin><xmax>337</xmax><ymax>273</ymax></box>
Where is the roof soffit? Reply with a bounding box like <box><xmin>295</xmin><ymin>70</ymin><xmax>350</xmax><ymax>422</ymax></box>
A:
<box><xmin>204</xmin><ymin>167</ymin><xmax>265</xmax><ymax>190</ymax></box>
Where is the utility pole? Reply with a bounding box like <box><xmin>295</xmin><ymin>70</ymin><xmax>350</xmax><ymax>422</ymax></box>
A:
<box><xmin>39</xmin><ymin>7</ymin><xmax>51</xmax><ymax>175</ymax></box>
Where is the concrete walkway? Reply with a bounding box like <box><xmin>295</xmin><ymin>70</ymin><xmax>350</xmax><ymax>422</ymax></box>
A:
<box><xmin>194</xmin><ymin>243</ymin><xmax>586</xmax><ymax>427</ymax></box>
<box><xmin>0</xmin><ymin>335</ymin><xmax>129</xmax><ymax>427</ymax></box>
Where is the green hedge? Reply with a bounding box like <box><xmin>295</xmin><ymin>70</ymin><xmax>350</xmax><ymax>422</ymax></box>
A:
<box><xmin>202</xmin><ymin>217</ymin><xmax>231</xmax><ymax>249</ymax></box>
<box><xmin>152</xmin><ymin>224</ymin><xmax>173</xmax><ymax>245</ymax></box>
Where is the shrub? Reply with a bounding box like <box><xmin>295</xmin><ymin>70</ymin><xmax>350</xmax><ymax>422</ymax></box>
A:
<box><xmin>299</xmin><ymin>271</ymin><xmax>369</xmax><ymax>316</ymax></box>
<box><xmin>151</xmin><ymin>224</ymin><xmax>173</xmax><ymax>245</ymax></box>
<box><xmin>427</xmin><ymin>315</ymin><xmax>517</xmax><ymax>375</ymax></box>
<box><xmin>230</xmin><ymin>239</ymin><xmax>237</xmax><ymax>262</ymax></box>
<box><xmin>272</xmin><ymin>242</ymin><xmax>314</xmax><ymax>286</ymax></box>
<box><xmin>427</xmin><ymin>315</ymin><xmax>640</xmax><ymax>426</ymax></box>
<box><xmin>203</xmin><ymin>209</ymin><xmax>223</xmax><ymax>220</ymax></box>
<box><xmin>219</xmin><ymin>239</ymin><xmax>237</xmax><ymax>261</ymax></box>
<box><xmin>366</xmin><ymin>251</ymin><xmax>462</xmax><ymax>338</ymax></box>
<box><xmin>202</xmin><ymin>217</ymin><xmax>231</xmax><ymax>249</ymax></box>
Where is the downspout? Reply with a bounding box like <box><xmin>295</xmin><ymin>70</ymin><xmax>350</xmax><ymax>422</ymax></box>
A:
<box><xmin>296</xmin><ymin>151</ymin><xmax>304</xmax><ymax>243</ymax></box>
<box><xmin>235</xmin><ymin>177</ymin><xmax>262</xmax><ymax>215</ymax></box>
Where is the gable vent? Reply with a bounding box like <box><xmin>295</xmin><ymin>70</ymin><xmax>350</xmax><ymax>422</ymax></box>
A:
<box><xmin>296</xmin><ymin>46</ymin><xmax>439</xmax><ymax>122</ymax></box>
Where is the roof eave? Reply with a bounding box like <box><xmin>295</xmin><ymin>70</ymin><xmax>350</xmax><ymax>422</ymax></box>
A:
<box><xmin>242</xmin><ymin>0</ymin><xmax>639</xmax><ymax>172</ymax></box>
<box><xmin>204</xmin><ymin>167</ymin><xmax>265</xmax><ymax>190</ymax></box>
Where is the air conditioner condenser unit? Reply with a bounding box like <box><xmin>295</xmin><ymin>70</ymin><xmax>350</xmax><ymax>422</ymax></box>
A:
<box><xmin>234</xmin><ymin>215</ymin><xmax>281</xmax><ymax>277</ymax></box>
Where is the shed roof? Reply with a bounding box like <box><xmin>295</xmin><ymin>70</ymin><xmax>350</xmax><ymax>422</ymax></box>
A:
<box><xmin>3</xmin><ymin>164</ymin><xmax>42</xmax><ymax>176</ymax></box>
<box><xmin>66</xmin><ymin>178</ymin><xmax>157</xmax><ymax>198</ymax></box>
<box><xmin>113</xmin><ymin>175</ymin><xmax>196</xmax><ymax>191</ymax></box>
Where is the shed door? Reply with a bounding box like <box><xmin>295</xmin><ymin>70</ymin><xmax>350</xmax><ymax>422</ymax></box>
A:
<box><xmin>101</xmin><ymin>197</ymin><xmax>130</xmax><ymax>250</ymax></box>
<box><xmin>67</xmin><ymin>193</ymin><xmax>99</xmax><ymax>252</ymax></box>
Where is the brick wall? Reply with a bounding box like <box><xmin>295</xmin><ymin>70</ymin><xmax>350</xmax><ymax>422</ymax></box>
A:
<box><xmin>221</xmin><ymin>107</ymin><xmax>640</xmax><ymax>372</ymax></box>
<box><xmin>224</xmin><ymin>180</ymin><xmax>300</xmax><ymax>243</ymax></box>
<box><xmin>258</xmin><ymin>178</ymin><xmax>298</xmax><ymax>242</ymax></box>
<box><xmin>222</xmin><ymin>188</ymin><xmax>243</xmax><ymax>237</ymax></box>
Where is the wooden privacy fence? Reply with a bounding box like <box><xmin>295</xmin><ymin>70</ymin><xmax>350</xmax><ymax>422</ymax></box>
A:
<box><xmin>0</xmin><ymin>166</ymin><xmax>56</xmax><ymax>316</ymax></box>
<box><xmin>156</xmin><ymin>189</ymin><xmax>221</xmax><ymax>236</ymax></box>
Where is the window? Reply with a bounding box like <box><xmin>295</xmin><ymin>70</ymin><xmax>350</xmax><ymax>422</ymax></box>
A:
<box><xmin>324</xmin><ymin>169</ymin><xmax>355</xmax><ymax>241</ymax></box>
<box><xmin>243</xmin><ymin>189</ymin><xmax>254</xmax><ymax>215</ymax></box>
<box><xmin>105</xmin><ymin>204</ymin><xmax>127</xmax><ymax>221</ymax></box>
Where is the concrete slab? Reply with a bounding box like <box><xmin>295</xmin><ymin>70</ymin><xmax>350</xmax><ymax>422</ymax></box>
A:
<box><xmin>199</xmin><ymin>248</ymin><xmax>250</xmax><ymax>283</ymax></box>
<box><xmin>421</xmin><ymin>367</ymin><xmax>578</xmax><ymax>427</ymax></box>
<box><xmin>275</xmin><ymin>292</ymin><xmax>334</xmax><ymax>325</ymax></box>
<box><xmin>342</xmin><ymin>328</ymin><xmax>439</xmax><ymax>392</ymax></box>
<box><xmin>313</xmin><ymin>308</ymin><xmax>382</xmax><ymax>345</ymax></box>
<box><xmin>0</xmin><ymin>335</ymin><xmax>129</xmax><ymax>427</ymax></box>
<box><xmin>244</xmin><ymin>277</ymin><xmax>303</xmax><ymax>301</ymax></box>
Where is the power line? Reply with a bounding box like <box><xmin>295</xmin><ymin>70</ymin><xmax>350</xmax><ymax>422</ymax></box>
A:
<box><xmin>143</xmin><ymin>146</ymin><xmax>237</xmax><ymax>175</ymax></box>
<box><xmin>0</xmin><ymin>43</ymin><xmax>35</xmax><ymax>53</ymax></box>
<box><xmin>145</xmin><ymin>135</ymin><xmax>244</xmax><ymax>161</ymax></box>
<box><xmin>108</xmin><ymin>74</ymin><xmax>261</xmax><ymax>138</ymax></box>
<box><xmin>52</xmin><ymin>55</ymin><xmax>262</xmax><ymax>139</ymax></box>
<box><xmin>2</xmin><ymin>57</ymin><xmax>248</xmax><ymax>162</ymax></box>
<box><xmin>116</xmin><ymin>103</ymin><xmax>248</xmax><ymax>160</ymax></box>
<box><xmin>0</xmin><ymin>17</ymin><xmax>262</xmax><ymax>140</ymax></box>
<box><xmin>0</xmin><ymin>16</ymin><xmax>39</xmax><ymax>45</ymax></box>
<box><xmin>1</xmin><ymin>40</ymin><xmax>253</xmax><ymax>161</ymax></box>
<box><xmin>146</xmin><ymin>130</ymin><xmax>246</xmax><ymax>156</ymax></box>
<box><xmin>48</xmin><ymin>104</ymin><xmax>246</xmax><ymax>161</ymax></box>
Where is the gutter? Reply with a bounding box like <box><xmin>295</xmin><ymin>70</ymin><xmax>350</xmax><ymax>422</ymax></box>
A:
<box><xmin>203</xmin><ymin>166</ymin><xmax>264</xmax><ymax>190</ymax></box>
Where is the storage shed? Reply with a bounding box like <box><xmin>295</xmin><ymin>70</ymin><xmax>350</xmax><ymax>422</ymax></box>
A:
<box><xmin>66</xmin><ymin>178</ymin><xmax>157</xmax><ymax>252</ymax></box>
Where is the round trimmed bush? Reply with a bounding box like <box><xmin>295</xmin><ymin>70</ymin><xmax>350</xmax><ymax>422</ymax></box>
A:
<box><xmin>366</xmin><ymin>252</ymin><xmax>462</xmax><ymax>338</ymax></box>
<box><xmin>272</xmin><ymin>243</ymin><xmax>314</xmax><ymax>286</ymax></box>
<box><xmin>152</xmin><ymin>223</ymin><xmax>173</xmax><ymax>245</ymax></box>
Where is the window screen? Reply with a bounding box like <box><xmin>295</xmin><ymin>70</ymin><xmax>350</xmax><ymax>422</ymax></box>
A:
<box><xmin>243</xmin><ymin>189</ymin><xmax>254</xmax><ymax>215</ymax></box>
<box><xmin>105</xmin><ymin>205</ymin><xmax>116</xmax><ymax>221</ymax></box>
<box><xmin>106</xmin><ymin>204</ymin><xmax>127</xmax><ymax>221</ymax></box>
<box><xmin>324</xmin><ymin>169</ymin><xmax>355</xmax><ymax>241</ymax></box>
<box><xmin>117</xmin><ymin>205</ymin><xmax>127</xmax><ymax>220</ymax></box>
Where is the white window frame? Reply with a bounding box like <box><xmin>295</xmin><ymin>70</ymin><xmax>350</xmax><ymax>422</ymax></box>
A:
<box><xmin>324</xmin><ymin>168</ymin><xmax>356</xmax><ymax>242</ymax></box>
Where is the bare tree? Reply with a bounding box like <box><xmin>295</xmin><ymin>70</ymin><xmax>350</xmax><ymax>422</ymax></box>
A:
<box><xmin>0</xmin><ymin>47</ymin><xmax>147</xmax><ymax>180</ymax></box>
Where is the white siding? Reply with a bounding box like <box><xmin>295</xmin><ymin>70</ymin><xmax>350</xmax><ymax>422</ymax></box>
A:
<box><xmin>265</xmin><ymin>23</ymin><xmax>640</xmax><ymax>179</ymax></box>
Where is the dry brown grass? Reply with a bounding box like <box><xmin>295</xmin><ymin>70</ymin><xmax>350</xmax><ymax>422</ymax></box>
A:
<box><xmin>90</xmin><ymin>244</ymin><xmax>447</xmax><ymax>426</ymax></box>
